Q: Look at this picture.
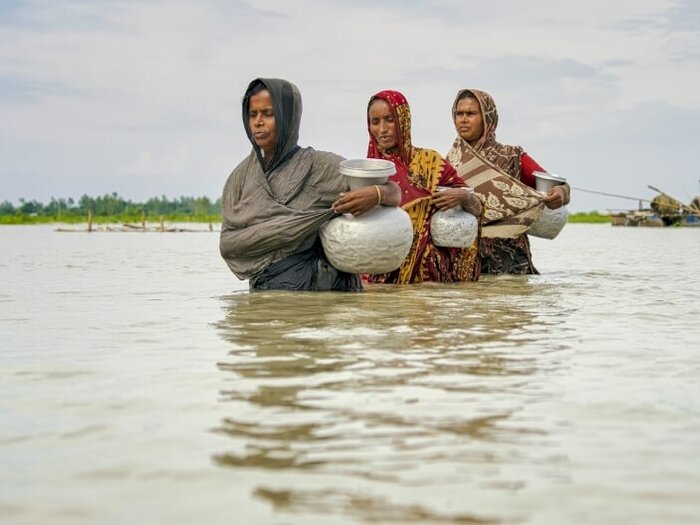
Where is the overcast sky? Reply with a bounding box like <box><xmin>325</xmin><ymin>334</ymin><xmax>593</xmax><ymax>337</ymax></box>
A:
<box><xmin>1</xmin><ymin>0</ymin><xmax>699</xmax><ymax>212</ymax></box>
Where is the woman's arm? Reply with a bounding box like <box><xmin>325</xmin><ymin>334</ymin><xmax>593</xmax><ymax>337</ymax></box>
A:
<box><xmin>431</xmin><ymin>159</ymin><xmax>483</xmax><ymax>216</ymax></box>
<box><xmin>432</xmin><ymin>187</ymin><xmax>482</xmax><ymax>216</ymax></box>
<box><xmin>542</xmin><ymin>184</ymin><xmax>570</xmax><ymax>208</ymax></box>
<box><xmin>331</xmin><ymin>181</ymin><xmax>401</xmax><ymax>216</ymax></box>
<box><xmin>520</xmin><ymin>152</ymin><xmax>543</xmax><ymax>188</ymax></box>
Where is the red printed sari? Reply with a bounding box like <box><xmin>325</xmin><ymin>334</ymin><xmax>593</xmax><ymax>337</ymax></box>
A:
<box><xmin>365</xmin><ymin>90</ymin><xmax>481</xmax><ymax>284</ymax></box>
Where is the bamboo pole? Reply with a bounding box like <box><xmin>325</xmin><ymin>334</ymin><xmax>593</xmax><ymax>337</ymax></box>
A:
<box><xmin>572</xmin><ymin>186</ymin><xmax>650</xmax><ymax>202</ymax></box>
<box><xmin>159</xmin><ymin>215</ymin><xmax>164</xmax><ymax>232</ymax></box>
<box><xmin>87</xmin><ymin>209</ymin><xmax>93</xmax><ymax>232</ymax></box>
<box><xmin>141</xmin><ymin>210</ymin><xmax>146</xmax><ymax>230</ymax></box>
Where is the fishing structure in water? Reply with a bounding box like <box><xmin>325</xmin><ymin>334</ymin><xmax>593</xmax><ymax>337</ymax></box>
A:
<box><xmin>55</xmin><ymin>210</ymin><xmax>216</xmax><ymax>233</ymax></box>
<box><xmin>574</xmin><ymin>185</ymin><xmax>700</xmax><ymax>227</ymax></box>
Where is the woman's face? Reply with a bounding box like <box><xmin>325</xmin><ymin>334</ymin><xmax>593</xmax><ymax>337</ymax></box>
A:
<box><xmin>454</xmin><ymin>97</ymin><xmax>484</xmax><ymax>145</ymax></box>
<box><xmin>248</xmin><ymin>89</ymin><xmax>277</xmax><ymax>157</ymax></box>
<box><xmin>368</xmin><ymin>99</ymin><xmax>398</xmax><ymax>151</ymax></box>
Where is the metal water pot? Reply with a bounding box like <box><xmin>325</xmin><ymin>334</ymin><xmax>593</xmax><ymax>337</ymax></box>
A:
<box><xmin>528</xmin><ymin>172</ymin><xmax>568</xmax><ymax>240</ymax></box>
<box><xmin>320</xmin><ymin>159</ymin><xmax>413</xmax><ymax>274</ymax></box>
<box><xmin>430</xmin><ymin>187</ymin><xmax>479</xmax><ymax>248</ymax></box>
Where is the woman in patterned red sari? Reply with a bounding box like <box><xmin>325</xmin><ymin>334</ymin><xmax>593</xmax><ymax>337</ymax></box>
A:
<box><xmin>365</xmin><ymin>90</ymin><xmax>483</xmax><ymax>284</ymax></box>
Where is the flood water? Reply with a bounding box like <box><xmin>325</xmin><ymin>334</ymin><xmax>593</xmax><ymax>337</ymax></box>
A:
<box><xmin>1</xmin><ymin>223</ymin><xmax>699</xmax><ymax>524</ymax></box>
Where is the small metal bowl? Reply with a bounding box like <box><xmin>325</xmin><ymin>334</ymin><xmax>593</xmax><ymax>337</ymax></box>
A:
<box><xmin>339</xmin><ymin>159</ymin><xmax>396</xmax><ymax>190</ymax></box>
<box><xmin>533</xmin><ymin>171</ymin><xmax>567</xmax><ymax>194</ymax></box>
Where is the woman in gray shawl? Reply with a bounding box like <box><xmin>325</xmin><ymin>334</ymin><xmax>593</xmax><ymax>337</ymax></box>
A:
<box><xmin>220</xmin><ymin>78</ymin><xmax>400</xmax><ymax>291</ymax></box>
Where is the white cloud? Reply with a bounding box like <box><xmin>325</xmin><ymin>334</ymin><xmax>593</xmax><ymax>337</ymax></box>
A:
<box><xmin>1</xmin><ymin>0</ymin><xmax>699</xmax><ymax>211</ymax></box>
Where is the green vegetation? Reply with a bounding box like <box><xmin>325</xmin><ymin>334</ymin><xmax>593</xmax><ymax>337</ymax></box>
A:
<box><xmin>0</xmin><ymin>193</ymin><xmax>221</xmax><ymax>224</ymax></box>
<box><xmin>567</xmin><ymin>211</ymin><xmax>611</xmax><ymax>223</ymax></box>
<box><xmin>1</xmin><ymin>193</ymin><xmax>612</xmax><ymax>225</ymax></box>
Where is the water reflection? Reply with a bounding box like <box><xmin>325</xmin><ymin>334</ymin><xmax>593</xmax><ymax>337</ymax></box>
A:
<box><xmin>213</xmin><ymin>280</ymin><xmax>570</xmax><ymax>523</ymax></box>
<box><xmin>253</xmin><ymin>485</ymin><xmax>501</xmax><ymax>524</ymax></box>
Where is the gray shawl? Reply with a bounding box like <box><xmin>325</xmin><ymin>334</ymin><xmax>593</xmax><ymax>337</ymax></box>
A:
<box><xmin>220</xmin><ymin>78</ymin><xmax>346</xmax><ymax>280</ymax></box>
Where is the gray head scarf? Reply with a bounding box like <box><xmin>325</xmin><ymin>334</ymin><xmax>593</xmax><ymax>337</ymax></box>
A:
<box><xmin>242</xmin><ymin>78</ymin><xmax>302</xmax><ymax>173</ymax></box>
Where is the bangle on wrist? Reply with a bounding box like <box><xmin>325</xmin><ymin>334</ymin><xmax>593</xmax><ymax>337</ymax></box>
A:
<box><xmin>374</xmin><ymin>185</ymin><xmax>382</xmax><ymax>206</ymax></box>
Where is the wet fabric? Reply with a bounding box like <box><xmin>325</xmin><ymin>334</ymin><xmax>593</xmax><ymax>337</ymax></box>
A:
<box><xmin>479</xmin><ymin>235</ymin><xmax>538</xmax><ymax>275</ymax></box>
<box><xmin>253</xmin><ymin>238</ymin><xmax>361</xmax><ymax>291</ymax></box>
<box><xmin>219</xmin><ymin>78</ymin><xmax>361</xmax><ymax>291</ymax></box>
<box><xmin>365</xmin><ymin>90</ymin><xmax>481</xmax><ymax>284</ymax></box>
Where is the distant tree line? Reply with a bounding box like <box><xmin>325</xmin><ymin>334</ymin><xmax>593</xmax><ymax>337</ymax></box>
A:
<box><xmin>0</xmin><ymin>193</ymin><xmax>221</xmax><ymax>218</ymax></box>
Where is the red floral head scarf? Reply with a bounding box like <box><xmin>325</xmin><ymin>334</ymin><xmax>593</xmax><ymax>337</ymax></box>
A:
<box><xmin>366</xmin><ymin>90</ymin><xmax>413</xmax><ymax>167</ymax></box>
